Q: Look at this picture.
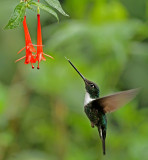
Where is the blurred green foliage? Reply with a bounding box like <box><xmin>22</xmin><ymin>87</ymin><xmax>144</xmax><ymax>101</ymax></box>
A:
<box><xmin>0</xmin><ymin>0</ymin><xmax>148</xmax><ymax>160</ymax></box>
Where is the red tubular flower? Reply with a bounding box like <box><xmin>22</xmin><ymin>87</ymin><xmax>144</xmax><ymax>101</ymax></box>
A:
<box><xmin>36</xmin><ymin>14</ymin><xmax>54</xmax><ymax>69</ymax></box>
<box><xmin>16</xmin><ymin>16</ymin><xmax>36</xmax><ymax>68</ymax></box>
<box><xmin>22</xmin><ymin>16</ymin><xmax>36</xmax><ymax>53</ymax></box>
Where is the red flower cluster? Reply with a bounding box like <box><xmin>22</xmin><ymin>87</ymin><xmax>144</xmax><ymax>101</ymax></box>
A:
<box><xmin>16</xmin><ymin>14</ymin><xmax>53</xmax><ymax>69</ymax></box>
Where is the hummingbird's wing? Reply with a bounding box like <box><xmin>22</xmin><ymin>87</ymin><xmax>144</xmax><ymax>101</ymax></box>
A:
<box><xmin>91</xmin><ymin>88</ymin><xmax>139</xmax><ymax>113</ymax></box>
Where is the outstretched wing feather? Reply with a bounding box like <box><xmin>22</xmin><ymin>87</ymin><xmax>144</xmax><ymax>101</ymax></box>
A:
<box><xmin>91</xmin><ymin>88</ymin><xmax>139</xmax><ymax>113</ymax></box>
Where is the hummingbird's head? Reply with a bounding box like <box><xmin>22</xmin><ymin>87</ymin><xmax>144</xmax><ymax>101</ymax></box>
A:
<box><xmin>66</xmin><ymin>58</ymin><xmax>100</xmax><ymax>98</ymax></box>
<box><xmin>84</xmin><ymin>79</ymin><xmax>100</xmax><ymax>98</ymax></box>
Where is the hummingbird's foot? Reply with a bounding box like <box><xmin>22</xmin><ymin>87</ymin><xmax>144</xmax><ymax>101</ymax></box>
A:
<box><xmin>91</xmin><ymin>122</ymin><xmax>95</xmax><ymax>128</ymax></box>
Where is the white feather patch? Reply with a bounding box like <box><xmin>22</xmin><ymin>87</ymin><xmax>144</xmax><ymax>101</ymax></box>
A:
<box><xmin>84</xmin><ymin>92</ymin><xmax>95</xmax><ymax>106</ymax></box>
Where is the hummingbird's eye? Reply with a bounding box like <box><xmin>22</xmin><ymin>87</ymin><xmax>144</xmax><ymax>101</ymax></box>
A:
<box><xmin>90</xmin><ymin>84</ymin><xmax>94</xmax><ymax>88</ymax></box>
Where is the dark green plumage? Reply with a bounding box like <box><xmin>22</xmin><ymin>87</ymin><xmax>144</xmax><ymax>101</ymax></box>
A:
<box><xmin>66</xmin><ymin>58</ymin><xmax>139</xmax><ymax>155</ymax></box>
<box><xmin>85</xmin><ymin>99</ymin><xmax>107</xmax><ymax>155</ymax></box>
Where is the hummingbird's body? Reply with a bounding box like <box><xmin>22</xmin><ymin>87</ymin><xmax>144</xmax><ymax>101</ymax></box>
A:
<box><xmin>85</xmin><ymin>101</ymin><xmax>107</xmax><ymax>154</ymax></box>
<box><xmin>84</xmin><ymin>81</ymin><xmax>107</xmax><ymax>154</ymax></box>
<box><xmin>66</xmin><ymin>58</ymin><xmax>139</xmax><ymax>155</ymax></box>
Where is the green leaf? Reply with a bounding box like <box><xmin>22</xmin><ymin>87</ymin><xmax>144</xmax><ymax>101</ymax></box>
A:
<box><xmin>4</xmin><ymin>2</ymin><xmax>26</xmax><ymax>29</ymax></box>
<box><xmin>44</xmin><ymin>0</ymin><xmax>69</xmax><ymax>16</ymax></box>
<box><xmin>30</xmin><ymin>1</ymin><xmax>59</xmax><ymax>21</ymax></box>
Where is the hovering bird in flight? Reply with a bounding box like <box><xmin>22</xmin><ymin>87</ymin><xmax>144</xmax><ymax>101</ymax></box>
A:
<box><xmin>66</xmin><ymin>58</ymin><xmax>139</xmax><ymax>155</ymax></box>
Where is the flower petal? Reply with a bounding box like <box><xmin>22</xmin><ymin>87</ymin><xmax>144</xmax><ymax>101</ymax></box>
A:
<box><xmin>17</xmin><ymin>46</ymin><xmax>26</xmax><ymax>54</ymax></box>
<box><xmin>43</xmin><ymin>53</ymin><xmax>54</xmax><ymax>59</ymax></box>
<box><xmin>15</xmin><ymin>56</ymin><xmax>26</xmax><ymax>63</ymax></box>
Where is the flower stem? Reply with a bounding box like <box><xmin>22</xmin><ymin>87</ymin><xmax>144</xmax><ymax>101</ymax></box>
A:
<box><xmin>37</xmin><ymin>0</ymin><xmax>40</xmax><ymax>14</ymax></box>
<box><xmin>37</xmin><ymin>6</ymin><xmax>40</xmax><ymax>14</ymax></box>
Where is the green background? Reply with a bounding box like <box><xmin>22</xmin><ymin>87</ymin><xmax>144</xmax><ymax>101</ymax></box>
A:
<box><xmin>0</xmin><ymin>0</ymin><xmax>148</xmax><ymax>159</ymax></box>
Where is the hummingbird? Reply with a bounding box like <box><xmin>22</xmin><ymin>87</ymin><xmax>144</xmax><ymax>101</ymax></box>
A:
<box><xmin>66</xmin><ymin>58</ymin><xmax>139</xmax><ymax>155</ymax></box>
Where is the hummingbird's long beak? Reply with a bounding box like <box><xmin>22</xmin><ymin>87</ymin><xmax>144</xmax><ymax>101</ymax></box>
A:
<box><xmin>66</xmin><ymin>57</ymin><xmax>86</xmax><ymax>82</ymax></box>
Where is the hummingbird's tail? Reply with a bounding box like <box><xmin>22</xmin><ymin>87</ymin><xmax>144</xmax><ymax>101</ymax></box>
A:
<box><xmin>102</xmin><ymin>137</ymin><xmax>106</xmax><ymax>155</ymax></box>
<box><xmin>98</xmin><ymin>126</ymin><xmax>106</xmax><ymax>155</ymax></box>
